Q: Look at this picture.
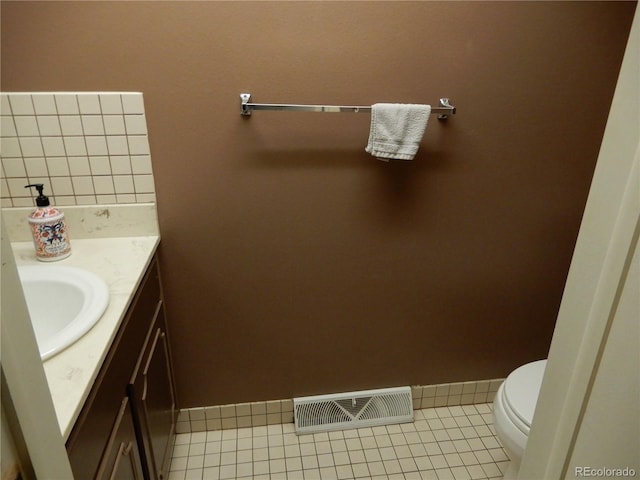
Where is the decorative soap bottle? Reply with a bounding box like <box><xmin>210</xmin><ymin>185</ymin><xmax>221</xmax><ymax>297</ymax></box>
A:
<box><xmin>25</xmin><ymin>183</ymin><xmax>71</xmax><ymax>261</ymax></box>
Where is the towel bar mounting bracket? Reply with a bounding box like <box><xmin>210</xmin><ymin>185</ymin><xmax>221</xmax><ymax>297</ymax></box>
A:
<box><xmin>240</xmin><ymin>93</ymin><xmax>252</xmax><ymax>116</ymax></box>
<box><xmin>437</xmin><ymin>98</ymin><xmax>453</xmax><ymax>120</ymax></box>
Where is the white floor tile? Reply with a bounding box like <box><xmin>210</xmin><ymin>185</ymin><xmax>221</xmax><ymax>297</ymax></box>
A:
<box><xmin>169</xmin><ymin>403</ymin><xmax>507</xmax><ymax>480</ymax></box>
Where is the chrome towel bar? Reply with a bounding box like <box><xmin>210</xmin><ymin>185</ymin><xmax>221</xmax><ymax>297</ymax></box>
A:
<box><xmin>240</xmin><ymin>93</ymin><xmax>456</xmax><ymax>119</ymax></box>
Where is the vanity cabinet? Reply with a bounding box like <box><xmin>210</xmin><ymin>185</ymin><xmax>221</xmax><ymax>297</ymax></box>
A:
<box><xmin>95</xmin><ymin>397</ymin><xmax>143</xmax><ymax>480</ymax></box>
<box><xmin>66</xmin><ymin>256</ymin><xmax>177</xmax><ymax>480</ymax></box>
<box><xmin>129</xmin><ymin>307</ymin><xmax>176</xmax><ymax>480</ymax></box>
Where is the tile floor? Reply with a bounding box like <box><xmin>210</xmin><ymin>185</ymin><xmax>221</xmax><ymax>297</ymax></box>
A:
<box><xmin>168</xmin><ymin>403</ymin><xmax>508</xmax><ymax>480</ymax></box>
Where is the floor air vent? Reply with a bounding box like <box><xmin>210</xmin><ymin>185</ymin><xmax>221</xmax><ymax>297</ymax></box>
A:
<box><xmin>294</xmin><ymin>386</ymin><xmax>413</xmax><ymax>434</ymax></box>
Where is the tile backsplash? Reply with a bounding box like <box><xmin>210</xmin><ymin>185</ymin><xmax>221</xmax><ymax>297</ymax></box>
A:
<box><xmin>0</xmin><ymin>92</ymin><xmax>156</xmax><ymax>207</ymax></box>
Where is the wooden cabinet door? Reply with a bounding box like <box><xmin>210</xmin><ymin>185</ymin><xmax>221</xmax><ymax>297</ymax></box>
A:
<box><xmin>130</xmin><ymin>307</ymin><xmax>176</xmax><ymax>480</ymax></box>
<box><xmin>96</xmin><ymin>397</ymin><xmax>144</xmax><ymax>480</ymax></box>
<box><xmin>67</xmin><ymin>259</ymin><xmax>161</xmax><ymax>479</ymax></box>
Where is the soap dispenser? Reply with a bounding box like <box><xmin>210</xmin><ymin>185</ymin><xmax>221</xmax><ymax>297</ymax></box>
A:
<box><xmin>24</xmin><ymin>183</ymin><xmax>71</xmax><ymax>261</ymax></box>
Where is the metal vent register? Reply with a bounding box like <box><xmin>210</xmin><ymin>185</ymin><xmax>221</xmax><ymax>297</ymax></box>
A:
<box><xmin>294</xmin><ymin>387</ymin><xmax>413</xmax><ymax>434</ymax></box>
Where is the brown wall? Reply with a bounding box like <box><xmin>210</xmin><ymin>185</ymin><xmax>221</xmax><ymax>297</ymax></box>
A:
<box><xmin>2</xmin><ymin>1</ymin><xmax>635</xmax><ymax>408</ymax></box>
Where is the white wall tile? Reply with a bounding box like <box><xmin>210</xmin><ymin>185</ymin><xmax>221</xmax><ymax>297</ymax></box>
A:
<box><xmin>63</xmin><ymin>137</ymin><xmax>87</xmax><ymax>156</ymax></box>
<box><xmin>14</xmin><ymin>116</ymin><xmax>39</xmax><ymax>136</ymax></box>
<box><xmin>1</xmin><ymin>137</ymin><xmax>22</xmax><ymax>157</ymax></box>
<box><xmin>81</xmin><ymin>115</ymin><xmax>105</xmax><ymax>135</ymax></box>
<box><xmin>1</xmin><ymin>116</ymin><xmax>17</xmax><ymax>137</ymax></box>
<box><xmin>133</xmin><ymin>174</ymin><xmax>155</xmax><ymax>193</ymax></box>
<box><xmin>85</xmin><ymin>136</ymin><xmax>108</xmax><ymax>156</ymax></box>
<box><xmin>37</xmin><ymin>116</ymin><xmax>62</xmax><ymax>136</ymax></box>
<box><xmin>2</xmin><ymin>92</ymin><xmax>155</xmax><ymax>206</ymax></box>
<box><xmin>96</xmin><ymin>194</ymin><xmax>117</xmax><ymax>204</ymax></box>
<box><xmin>131</xmin><ymin>155</ymin><xmax>153</xmax><ymax>174</ymax></box>
<box><xmin>116</xmin><ymin>193</ymin><xmax>136</xmax><ymax>203</ymax></box>
<box><xmin>24</xmin><ymin>157</ymin><xmax>48</xmax><ymax>177</ymax></box>
<box><xmin>136</xmin><ymin>193</ymin><xmax>156</xmax><ymax>203</ymax></box>
<box><xmin>121</xmin><ymin>93</ymin><xmax>145</xmax><ymax>114</ymax></box>
<box><xmin>68</xmin><ymin>156</ymin><xmax>91</xmax><ymax>176</ymax></box>
<box><xmin>9</xmin><ymin>94</ymin><xmax>35</xmax><ymax>115</ymax></box>
<box><xmin>47</xmin><ymin>157</ymin><xmax>70</xmax><ymax>177</ymax></box>
<box><xmin>77</xmin><ymin>94</ymin><xmax>101</xmax><ymax>114</ymax></box>
<box><xmin>72</xmin><ymin>176</ymin><xmax>94</xmax><ymax>195</ymax></box>
<box><xmin>125</xmin><ymin>115</ymin><xmax>147</xmax><ymax>134</ymax></box>
<box><xmin>53</xmin><ymin>196</ymin><xmax>77</xmax><ymax>206</ymax></box>
<box><xmin>13</xmin><ymin>197</ymin><xmax>34</xmax><ymax>207</ymax></box>
<box><xmin>32</xmin><ymin>94</ymin><xmax>58</xmax><ymax>115</ymax></box>
<box><xmin>1</xmin><ymin>158</ymin><xmax>26</xmax><ymax>177</ymax></box>
<box><xmin>89</xmin><ymin>156</ymin><xmax>111</xmax><ymax>175</ymax></box>
<box><xmin>110</xmin><ymin>155</ymin><xmax>132</xmax><ymax>174</ymax></box>
<box><xmin>113</xmin><ymin>175</ymin><xmax>135</xmax><ymax>194</ymax></box>
<box><xmin>99</xmin><ymin>94</ymin><xmax>123</xmax><ymax>114</ymax></box>
<box><xmin>60</xmin><ymin>116</ymin><xmax>83</xmax><ymax>135</ymax></box>
<box><xmin>55</xmin><ymin>94</ymin><xmax>80</xmax><ymax>115</ymax></box>
<box><xmin>19</xmin><ymin>138</ymin><xmax>44</xmax><ymax>157</ymax></box>
<box><xmin>107</xmin><ymin>135</ymin><xmax>129</xmax><ymax>155</ymax></box>
<box><xmin>1</xmin><ymin>95</ymin><xmax>12</xmax><ymax>115</ymax></box>
<box><xmin>2</xmin><ymin>178</ymin><xmax>11</xmax><ymax>196</ymax></box>
<box><xmin>103</xmin><ymin>115</ymin><xmax>126</xmax><ymax>135</ymax></box>
<box><xmin>50</xmin><ymin>177</ymin><xmax>73</xmax><ymax>196</ymax></box>
<box><xmin>128</xmin><ymin>135</ymin><xmax>150</xmax><ymax>155</ymax></box>
<box><xmin>42</xmin><ymin>137</ymin><xmax>66</xmax><ymax>157</ymax></box>
<box><xmin>7</xmin><ymin>178</ymin><xmax>31</xmax><ymax>197</ymax></box>
<box><xmin>93</xmin><ymin>176</ymin><xmax>115</xmax><ymax>194</ymax></box>
<box><xmin>76</xmin><ymin>195</ymin><xmax>97</xmax><ymax>205</ymax></box>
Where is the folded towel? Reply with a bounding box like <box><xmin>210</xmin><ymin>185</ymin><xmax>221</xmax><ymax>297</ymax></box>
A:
<box><xmin>365</xmin><ymin>103</ymin><xmax>431</xmax><ymax>161</ymax></box>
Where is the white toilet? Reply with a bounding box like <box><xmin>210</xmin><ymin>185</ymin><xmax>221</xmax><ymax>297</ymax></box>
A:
<box><xmin>493</xmin><ymin>359</ymin><xmax>547</xmax><ymax>479</ymax></box>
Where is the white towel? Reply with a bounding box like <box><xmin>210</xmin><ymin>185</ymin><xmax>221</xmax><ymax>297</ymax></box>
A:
<box><xmin>365</xmin><ymin>103</ymin><xmax>431</xmax><ymax>161</ymax></box>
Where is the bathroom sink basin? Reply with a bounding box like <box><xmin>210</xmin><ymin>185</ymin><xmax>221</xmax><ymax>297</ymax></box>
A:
<box><xmin>17</xmin><ymin>265</ymin><xmax>110</xmax><ymax>360</ymax></box>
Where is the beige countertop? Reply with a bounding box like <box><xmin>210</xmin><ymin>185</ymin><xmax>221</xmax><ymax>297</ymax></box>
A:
<box><xmin>7</xmin><ymin>204</ymin><xmax>160</xmax><ymax>440</ymax></box>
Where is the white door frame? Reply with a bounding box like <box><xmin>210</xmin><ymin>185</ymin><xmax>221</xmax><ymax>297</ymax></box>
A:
<box><xmin>519</xmin><ymin>7</ymin><xmax>639</xmax><ymax>479</ymax></box>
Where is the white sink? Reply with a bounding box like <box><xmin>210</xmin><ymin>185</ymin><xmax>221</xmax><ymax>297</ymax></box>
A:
<box><xmin>18</xmin><ymin>265</ymin><xmax>110</xmax><ymax>360</ymax></box>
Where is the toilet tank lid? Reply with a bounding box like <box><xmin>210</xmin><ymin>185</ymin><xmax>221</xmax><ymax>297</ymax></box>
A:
<box><xmin>503</xmin><ymin>360</ymin><xmax>547</xmax><ymax>427</ymax></box>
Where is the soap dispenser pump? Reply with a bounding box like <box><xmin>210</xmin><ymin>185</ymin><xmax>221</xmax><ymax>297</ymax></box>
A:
<box><xmin>24</xmin><ymin>183</ymin><xmax>71</xmax><ymax>261</ymax></box>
